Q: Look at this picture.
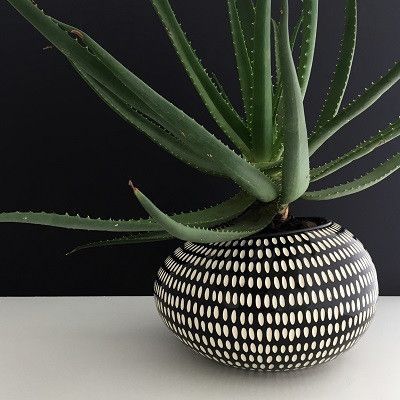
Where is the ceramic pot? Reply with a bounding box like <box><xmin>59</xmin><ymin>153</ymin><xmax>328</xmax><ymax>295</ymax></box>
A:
<box><xmin>154</xmin><ymin>218</ymin><xmax>378</xmax><ymax>371</ymax></box>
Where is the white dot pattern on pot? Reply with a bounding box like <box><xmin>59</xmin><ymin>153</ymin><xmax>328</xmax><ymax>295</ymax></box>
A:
<box><xmin>154</xmin><ymin>222</ymin><xmax>378</xmax><ymax>372</ymax></box>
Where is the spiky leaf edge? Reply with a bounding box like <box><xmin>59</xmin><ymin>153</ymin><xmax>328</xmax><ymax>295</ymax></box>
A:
<box><xmin>235</xmin><ymin>0</ymin><xmax>256</xmax><ymax>66</ymax></box>
<box><xmin>227</xmin><ymin>0</ymin><xmax>254</xmax><ymax>123</ymax></box>
<box><xmin>279</xmin><ymin>0</ymin><xmax>310</xmax><ymax>204</ymax></box>
<box><xmin>132</xmin><ymin>183</ymin><xmax>279</xmax><ymax>243</ymax></box>
<box><xmin>6</xmin><ymin>0</ymin><xmax>278</xmax><ymax>202</ymax></box>
<box><xmin>311</xmin><ymin>117</ymin><xmax>400</xmax><ymax>181</ymax></box>
<box><xmin>310</xmin><ymin>62</ymin><xmax>400</xmax><ymax>155</ymax></box>
<box><xmin>316</xmin><ymin>0</ymin><xmax>357</xmax><ymax>127</ymax></box>
<box><xmin>0</xmin><ymin>191</ymin><xmax>255</xmax><ymax>232</ymax></box>
<box><xmin>303</xmin><ymin>152</ymin><xmax>400</xmax><ymax>200</ymax></box>
<box><xmin>297</xmin><ymin>0</ymin><xmax>318</xmax><ymax>98</ymax></box>
<box><xmin>151</xmin><ymin>0</ymin><xmax>252</xmax><ymax>155</ymax></box>
<box><xmin>251</xmin><ymin>0</ymin><xmax>274</xmax><ymax>162</ymax></box>
<box><xmin>68</xmin><ymin>232</ymin><xmax>173</xmax><ymax>255</ymax></box>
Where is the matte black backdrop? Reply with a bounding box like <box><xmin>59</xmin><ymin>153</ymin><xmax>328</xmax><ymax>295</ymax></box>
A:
<box><xmin>0</xmin><ymin>0</ymin><xmax>399</xmax><ymax>295</ymax></box>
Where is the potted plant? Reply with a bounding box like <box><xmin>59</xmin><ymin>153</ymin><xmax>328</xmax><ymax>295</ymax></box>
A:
<box><xmin>2</xmin><ymin>0</ymin><xmax>398</xmax><ymax>371</ymax></box>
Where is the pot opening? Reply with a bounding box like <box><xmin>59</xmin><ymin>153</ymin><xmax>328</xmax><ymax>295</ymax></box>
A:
<box><xmin>257</xmin><ymin>216</ymin><xmax>332</xmax><ymax>238</ymax></box>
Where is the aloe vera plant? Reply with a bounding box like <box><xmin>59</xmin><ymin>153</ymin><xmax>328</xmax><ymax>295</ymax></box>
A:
<box><xmin>2</xmin><ymin>0</ymin><xmax>400</xmax><ymax>251</ymax></box>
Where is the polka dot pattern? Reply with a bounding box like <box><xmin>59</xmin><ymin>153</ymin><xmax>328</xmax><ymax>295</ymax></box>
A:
<box><xmin>154</xmin><ymin>222</ymin><xmax>378</xmax><ymax>372</ymax></box>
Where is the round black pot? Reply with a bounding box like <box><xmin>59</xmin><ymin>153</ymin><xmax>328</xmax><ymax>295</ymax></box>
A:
<box><xmin>154</xmin><ymin>218</ymin><xmax>378</xmax><ymax>372</ymax></box>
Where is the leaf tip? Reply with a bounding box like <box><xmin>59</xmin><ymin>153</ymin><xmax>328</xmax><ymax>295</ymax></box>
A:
<box><xmin>128</xmin><ymin>180</ymin><xmax>139</xmax><ymax>194</ymax></box>
<box><xmin>65</xmin><ymin>248</ymin><xmax>77</xmax><ymax>256</ymax></box>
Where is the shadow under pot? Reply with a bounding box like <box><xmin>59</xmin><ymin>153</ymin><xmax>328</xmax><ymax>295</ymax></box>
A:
<box><xmin>154</xmin><ymin>218</ymin><xmax>378</xmax><ymax>372</ymax></box>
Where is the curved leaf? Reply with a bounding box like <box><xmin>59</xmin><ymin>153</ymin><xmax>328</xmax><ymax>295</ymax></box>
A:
<box><xmin>303</xmin><ymin>152</ymin><xmax>400</xmax><ymax>200</ymax></box>
<box><xmin>72</xmin><ymin>63</ymin><xmax>223</xmax><ymax>176</ymax></box>
<box><xmin>6</xmin><ymin>0</ymin><xmax>277</xmax><ymax>202</ymax></box>
<box><xmin>252</xmin><ymin>0</ymin><xmax>273</xmax><ymax>162</ymax></box>
<box><xmin>311</xmin><ymin>118</ymin><xmax>400</xmax><ymax>181</ymax></box>
<box><xmin>272</xmin><ymin>14</ymin><xmax>303</xmax><ymax>153</ymax></box>
<box><xmin>317</xmin><ymin>0</ymin><xmax>357</xmax><ymax>127</ymax></box>
<box><xmin>132</xmin><ymin>184</ymin><xmax>279</xmax><ymax>243</ymax></box>
<box><xmin>68</xmin><ymin>232</ymin><xmax>173</xmax><ymax>255</ymax></box>
<box><xmin>290</xmin><ymin>12</ymin><xmax>304</xmax><ymax>51</ymax></box>
<box><xmin>235</xmin><ymin>0</ymin><xmax>255</xmax><ymax>65</ymax></box>
<box><xmin>279</xmin><ymin>0</ymin><xmax>310</xmax><ymax>204</ymax></box>
<box><xmin>310</xmin><ymin>61</ymin><xmax>400</xmax><ymax>155</ymax></box>
<box><xmin>272</xmin><ymin>19</ymin><xmax>281</xmax><ymax>90</ymax></box>
<box><xmin>0</xmin><ymin>192</ymin><xmax>255</xmax><ymax>232</ymax></box>
<box><xmin>227</xmin><ymin>0</ymin><xmax>254</xmax><ymax>122</ymax></box>
<box><xmin>273</xmin><ymin>14</ymin><xmax>303</xmax><ymax>95</ymax></box>
<box><xmin>210</xmin><ymin>72</ymin><xmax>233</xmax><ymax>106</ymax></box>
<box><xmin>297</xmin><ymin>0</ymin><xmax>318</xmax><ymax>98</ymax></box>
<box><xmin>151</xmin><ymin>0</ymin><xmax>252</xmax><ymax>155</ymax></box>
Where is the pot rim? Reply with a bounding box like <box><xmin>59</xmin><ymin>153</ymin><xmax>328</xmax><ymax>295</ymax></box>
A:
<box><xmin>252</xmin><ymin>217</ymin><xmax>334</xmax><ymax>239</ymax></box>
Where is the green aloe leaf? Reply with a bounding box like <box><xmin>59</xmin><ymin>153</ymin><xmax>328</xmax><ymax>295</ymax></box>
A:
<box><xmin>7</xmin><ymin>0</ymin><xmax>278</xmax><ymax>202</ymax></box>
<box><xmin>227</xmin><ymin>0</ymin><xmax>254</xmax><ymax>122</ymax></box>
<box><xmin>0</xmin><ymin>192</ymin><xmax>254</xmax><ymax>232</ymax></box>
<box><xmin>317</xmin><ymin>0</ymin><xmax>357</xmax><ymax>127</ymax></box>
<box><xmin>290</xmin><ymin>12</ymin><xmax>304</xmax><ymax>51</ymax></box>
<box><xmin>273</xmin><ymin>11</ymin><xmax>303</xmax><ymax>93</ymax></box>
<box><xmin>235</xmin><ymin>0</ymin><xmax>256</xmax><ymax>66</ymax></box>
<box><xmin>151</xmin><ymin>0</ymin><xmax>252</xmax><ymax>154</ymax></box>
<box><xmin>69</xmin><ymin>40</ymin><xmax>276</xmax><ymax>200</ymax></box>
<box><xmin>68</xmin><ymin>232</ymin><xmax>173</xmax><ymax>255</ymax></box>
<box><xmin>309</xmin><ymin>61</ymin><xmax>400</xmax><ymax>155</ymax></box>
<box><xmin>271</xmin><ymin>19</ymin><xmax>284</xmax><ymax>162</ymax></box>
<box><xmin>72</xmin><ymin>63</ymin><xmax>223</xmax><ymax>176</ymax></box>
<box><xmin>272</xmin><ymin>15</ymin><xmax>303</xmax><ymax>154</ymax></box>
<box><xmin>0</xmin><ymin>212</ymin><xmax>158</xmax><ymax>232</ymax></box>
<box><xmin>251</xmin><ymin>0</ymin><xmax>273</xmax><ymax>162</ymax></box>
<box><xmin>272</xmin><ymin>19</ymin><xmax>281</xmax><ymax>90</ymax></box>
<box><xmin>66</xmin><ymin>25</ymin><xmax>275</xmax><ymax>202</ymax></box>
<box><xmin>273</xmin><ymin>15</ymin><xmax>302</xmax><ymax>103</ymax></box>
<box><xmin>311</xmin><ymin>117</ymin><xmax>400</xmax><ymax>181</ymax></box>
<box><xmin>210</xmin><ymin>72</ymin><xmax>233</xmax><ymax>106</ymax></box>
<box><xmin>279</xmin><ymin>0</ymin><xmax>310</xmax><ymax>204</ymax></box>
<box><xmin>132</xmin><ymin>183</ymin><xmax>279</xmax><ymax>243</ymax></box>
<box><xmin>303</xmin><ymin>152</ymin><xmax>400</xmax><ymax>200</ymax></box>
<box><xmin>297</xmin><ymin>0</ymin><xmax>318</xmax><ymax>98</ymax></box>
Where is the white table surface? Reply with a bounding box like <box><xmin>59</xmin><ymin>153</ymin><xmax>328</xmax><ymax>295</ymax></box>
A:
<box><xmin>0</xmin><ymin>296</ymin><xmax>398</xmax><ymax>400</ymax></box>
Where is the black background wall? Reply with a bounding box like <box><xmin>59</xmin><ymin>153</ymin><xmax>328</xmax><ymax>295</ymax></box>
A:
<box><xmin>0</xmin><ymin>0</ymin><xmax>399</xmax><ymax>295</ymax></box>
